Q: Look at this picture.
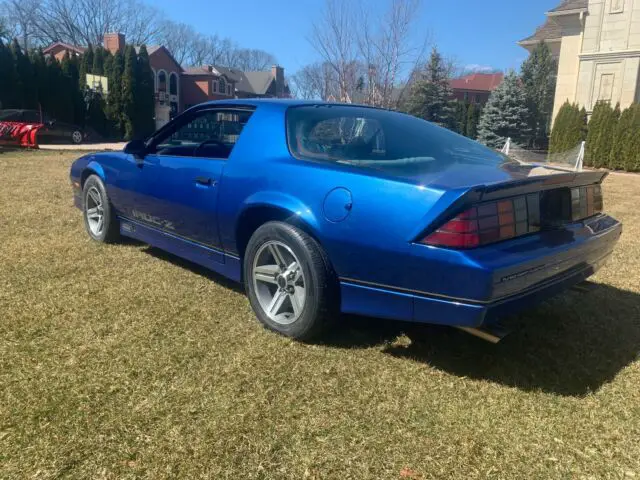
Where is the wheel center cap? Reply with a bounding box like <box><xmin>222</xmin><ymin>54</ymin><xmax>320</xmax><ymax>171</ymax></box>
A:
<box><xmin>276</xmin><ymin>275</ymin><xmax>287</xmax><ymax>289</ymax></box>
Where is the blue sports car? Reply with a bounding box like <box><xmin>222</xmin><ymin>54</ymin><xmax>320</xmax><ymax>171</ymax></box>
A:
<box><xmin>70</xmin><ymin>99</ymin><xmax>622</xmax><ymax>342</ymax></box>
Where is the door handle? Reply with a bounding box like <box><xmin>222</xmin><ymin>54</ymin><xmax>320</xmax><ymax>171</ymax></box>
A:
<box><xmin>195</xmin><ymin>176</ymin><xmax>215</xmax><ymax>186</ymax></box>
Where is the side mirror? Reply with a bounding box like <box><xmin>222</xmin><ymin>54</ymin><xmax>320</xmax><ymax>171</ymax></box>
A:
<box><xmin>124</xmin><ymin>139</ymin><xmax>147</xmax><ymax>158</ymax></box>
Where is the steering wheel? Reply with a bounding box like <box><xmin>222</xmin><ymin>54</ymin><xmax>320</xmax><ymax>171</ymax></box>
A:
<box><xmin>194</xmin><ymin>139</ymin><xmax>226</xmax><ymax>155</ymax></box>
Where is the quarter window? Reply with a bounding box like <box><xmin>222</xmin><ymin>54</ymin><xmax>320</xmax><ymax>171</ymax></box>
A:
<box><xmin>151</xmin><ymin>109</ymin><xmax>254</xmax><ymax>159</ymax></box>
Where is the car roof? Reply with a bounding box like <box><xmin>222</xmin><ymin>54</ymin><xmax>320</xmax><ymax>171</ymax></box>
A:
<box><xmin>195</xmin><ymin>98</ymin><xmax>388</xmax><ymax>112</ymax></box>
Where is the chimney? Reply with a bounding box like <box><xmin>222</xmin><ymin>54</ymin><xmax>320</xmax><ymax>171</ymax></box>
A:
<box><xmin>103</xmin><ymin>32</ymin><xmax>125</xmax><ymax>55</ymax></box>
<box><xmin>271</xmin><ymin>65</ymin><xmax>285</xmax><ymax>98</ymax></box>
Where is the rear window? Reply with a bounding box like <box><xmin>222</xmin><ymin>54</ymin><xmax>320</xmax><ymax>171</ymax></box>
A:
<box><xmin>286</xmin><ymin>105</ymin><xmax>507</xmax><ymax>174</ymax></box>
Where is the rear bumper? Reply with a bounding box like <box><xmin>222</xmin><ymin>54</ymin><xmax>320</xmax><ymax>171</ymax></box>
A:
<box><xmin>340</xmin><ymin>215</ymin><xmax>622</xmax><ymax>328</ymax></box>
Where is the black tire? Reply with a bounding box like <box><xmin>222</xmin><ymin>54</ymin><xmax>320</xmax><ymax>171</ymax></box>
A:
<box><xmin>82</xmin><ymin>175</ymin><xmax>120</xmax><ymax>243</ymax></box>
<box><xmin>244</xmin><ymin>221</ymin><xmax>339</xmax><ymax>341</ymax></box>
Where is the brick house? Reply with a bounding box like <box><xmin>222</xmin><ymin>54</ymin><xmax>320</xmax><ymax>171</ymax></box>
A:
<box><xmin>181</xmin><ymin>64</ymin><xmax>290</xmax><ymax>109</ymax></box>
<box><xmin>42</xmin><ymin>42</ymin><xmax>86</xmax><ymax>61</ymax></box>
<box><xmin>449</xmin><ymin>72</ymin><xmax>504</xmax><ymax>104</ymax></box>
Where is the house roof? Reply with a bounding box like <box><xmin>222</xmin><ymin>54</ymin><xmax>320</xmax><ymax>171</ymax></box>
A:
<box><xmin>518</xmin><ymin>18</ymin><xmax>563</xmax><ymax>45</ymax></box>
<box><xmin>136</xmin><ymin>45</ymin><xmax>183</xmax><ymax>72</ymax></box>
<box><xmin>449</xmin><ymin>72</ymin><xmax>504</xmax><ymax>92</ymax></box>
<box><xmin>182</xmin><ymin>65</ymin><xmax>243</xmax><ymax>82</ymax></box>
<box><xmin>548</xmin><ymin>0</ymin><xmax>588</xmax><ymax>14</ymax></box>
<box><xmin>42</xmin><ymin>42</ymin><xmax>86</xmax><ymax>55</ymax></box>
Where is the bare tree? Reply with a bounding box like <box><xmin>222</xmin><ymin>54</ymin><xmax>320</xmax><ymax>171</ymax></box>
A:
<box><xmin>357</xmin><ymin>0</ymin><xmax>429</xmax><ymax>108</ymax></box>
<box><xmin>309</xmin><ymin>0</ymin><xmax>360</xmax><ymax>103</ymax></box>
<box><xmin>233</xmin><ymin>48</ymin><xmax>277</xmax><ymax>71</ymax></box>
<box><xmin>154</xmin><ymin>20</ymin><xmax>198</xmax><ymax>65</ymax></box>
<box><xmin>307</xmin><ymin>0</ymin><xmax>430</xmax><ymax>107</ymax></box>
<box><xmin>3</xmin><ymin>0</ymin><xmax>161</xmax><ymax>48</ymax></box>
<box><xmin>290</xmin><ymin>62</ymin><xmax>338</xmax><ymax>100</ymax></box>
<box><xmin>2</xmin><ymin>0</ymin><xmax>42</xmax><ymax>48</ymax></box>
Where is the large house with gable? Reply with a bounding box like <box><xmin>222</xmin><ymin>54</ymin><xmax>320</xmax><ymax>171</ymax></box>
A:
<box><xmin>519</xmin><ymin>0</ymin><xmax>640</xmax><ymax>122</ymax></box>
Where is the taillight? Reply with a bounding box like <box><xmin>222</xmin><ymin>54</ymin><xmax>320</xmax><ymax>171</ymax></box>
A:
<box><xmin>422</xmin><ymin>185</ymin><xmax>603</xmax><ymax>250</ymax></box>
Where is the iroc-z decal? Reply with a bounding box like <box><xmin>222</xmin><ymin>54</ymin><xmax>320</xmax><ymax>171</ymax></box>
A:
<box><xmin>131</xmin><ymin>209</ymin><xmax>175</xmax><ymax>230</ymax></box>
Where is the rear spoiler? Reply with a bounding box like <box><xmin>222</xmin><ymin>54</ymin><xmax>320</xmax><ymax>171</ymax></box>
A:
<box><xmin>476</xmin><ymin>170</ymin><xmax>608</xmax><ymax>202</ymax></box>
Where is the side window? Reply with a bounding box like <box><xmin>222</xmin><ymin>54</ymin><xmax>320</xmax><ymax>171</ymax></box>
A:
<box><xmin>300</xmin><ymin>116</ymin><xmax>386</xmax><ymax>160</ymax></box>
<box><xmin>151</xmin><ymin>109</ymin><xmax>253</xmax><ymax>159</ymax></box>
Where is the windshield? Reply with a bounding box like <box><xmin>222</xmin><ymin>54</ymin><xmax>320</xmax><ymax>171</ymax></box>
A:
<box><xmin>286</xmin><ymin>105</ymin><xmax>512</xmax><ymax>176</ymax></box>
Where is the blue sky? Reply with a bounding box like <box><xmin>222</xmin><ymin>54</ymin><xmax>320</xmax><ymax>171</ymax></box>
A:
<box><xmin>152</xmin><ymin>0</ymin><xmax>560</xmax><ymax>75</ymax></box>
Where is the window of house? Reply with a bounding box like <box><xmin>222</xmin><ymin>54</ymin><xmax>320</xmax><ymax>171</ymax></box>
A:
<box><xmin>212</xmin><ymin>80</ymin><xmax>218</xmax><ymax>95</ymax></box>
<box><xmin>610</xmin><ymin>0</ymin><xmax>624</xmax><ymax>13</ymax></box>
<box><xmin>158</xmin><ymin>71</ymin><xmax>167</xmax><ymax>92</ymax></box>
<box><xmin>218</xmin><ymin>77</ymin><xmax>226</xmax><ymax>95</ymax></box>
<box><xmin>169</xmin><ymin>73</ymin><xmax>178</xmax><ymax>95</ymax></box>
<box><xmin>227</xmin><ymin>84</ymin><xmax>232</xmax><ymax>95</ymax></box>
<box><xmin>150</xmin><ymin>109</ymin><xmax>254</xmax><ymax>159</ymax></box>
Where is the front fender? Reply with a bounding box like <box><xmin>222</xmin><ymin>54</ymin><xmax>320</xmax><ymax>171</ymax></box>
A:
<box><xmin>85</xmin><ymin>159</ymin><xmax>106</xmax><ymax>182</ymax></box>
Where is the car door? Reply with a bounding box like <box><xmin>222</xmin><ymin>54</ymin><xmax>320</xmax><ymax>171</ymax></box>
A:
<box><xmin>117</xmin><ymin>107</ymin><xmax>255</xmax><ymax>254</ymax></box>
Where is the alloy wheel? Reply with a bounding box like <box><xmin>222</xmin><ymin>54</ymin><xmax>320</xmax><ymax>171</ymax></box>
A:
<box><xmin>252</xmin><ymin>241</ymin><xmax>306</xmax><ymax>325</ymax></box>
<box><xmin>85</xmin><ymin>186</ymin><xmax>105</xmax><ymax>236</ymax></box>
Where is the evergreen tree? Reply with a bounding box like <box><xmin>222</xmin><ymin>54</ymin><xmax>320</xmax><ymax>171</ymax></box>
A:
<box><xmin>121</xmin><ymin>45</ymin><xmax>138</xmax><ymax>139</ymax></box>
<box><xmin>404</xmin><ymin>47</ymin><xmax>454</xmax><ymax>126</ymax></box>
<box><xmin>11</xmin><ymin>38</ymin><xmax>37</xmax><ymax>109</ymax></box>
<box><xmin>626</xmin><ymin>104</ymin><xmax>640</xmax><ymax>172</ymax></box>
<box><xmin>58</xmin><ymin>52</ymin><xmax>76</xmax><ymax>122</ymax></box>
<box><xmin>0</xmin><ymin>39</ymin><xmax>19</xmax><ymax>109</ymax></box>
<box><xmin>465</xmin><ymin>102</ymin><xmax>481</xmax><ymax>139</ymax></box>
<box><xmin>586</xmin><ymin>101</ymin><xmax>619</xmax><ymax>168</ymax></box>
<box><xmin>549</xmin><ymin>101</ymin><xmax>587</xmax><ymax>154</ymax></box>
<box><xmin>92</xmin><ymin>46</ymin><xmax>105</xmax><ymax>76</ymax></box>
<box><xmin>80</xmin><ymin>44</ymin><xmax>94</xmax><ymax>83</ymax></box>
<box><xmin>135</xmin><ymin>45</ymin><xmax>156</xmax><ymax>138</ymax></box>
<box><xmin>46</xmin><ymin>57</ymin><xmax>65</xmax><ymax>121</ymax></box>
<box><xmin>448</xmin><ymin>100</ymin><xmax>467</xmax><ymax>135</ymax></box>
<box><xmin>520</xmin><ymin>41</ymin><xmax>557</xmax><ymax>148</ymax></box>
<box><xmin>30</xmin><ymin>49</ymin><xmax>49</xmax><ymax>114</ymax></box>
<box><xmin>106</xmin><ymin>50</ymin><xmax>124</xmax><ymax>137</ymax></box>
<box><xmin>477</xmin><ymin>71</ymin><xmax>531</xmax><ymax>149</ymax></box>
<box><xmin>608</xmin><ymin>105</ymin><xmax>634</xmax><ymax>170</ymax></box>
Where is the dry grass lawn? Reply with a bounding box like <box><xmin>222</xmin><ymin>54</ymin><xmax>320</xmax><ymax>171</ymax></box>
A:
<box><xmin>1</xmin><ymin>150</ymin><xmax>639</xmax><ymax>479</ymax></box>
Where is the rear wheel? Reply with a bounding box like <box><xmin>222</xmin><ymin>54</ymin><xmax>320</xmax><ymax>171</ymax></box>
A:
<box><xmin>82</xmin><ymin>175</ymin><xmax>120</xmax><ymax>243</ymax></box>
<box><xmin>244</xmin><ymin>221</ymin><xmax>338</xmax><ymax>341</ymax></box>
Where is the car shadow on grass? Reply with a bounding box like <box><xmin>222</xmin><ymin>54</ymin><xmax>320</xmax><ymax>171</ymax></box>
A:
<box><xmin>322</xmin><ymin>283</ymin><xmax>640</xmax><ymax>397</ymax></box>
<box><xmin>142</xmin><ymin>246</ymin><xmax>245</xmax><ymax>294</ymax></box>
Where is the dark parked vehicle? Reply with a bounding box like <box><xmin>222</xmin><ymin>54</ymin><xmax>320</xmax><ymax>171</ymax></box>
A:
<box><xmin>0</xmin><ymin>109</ymin><xmax>86</xmax><ymax>144</ymax></box>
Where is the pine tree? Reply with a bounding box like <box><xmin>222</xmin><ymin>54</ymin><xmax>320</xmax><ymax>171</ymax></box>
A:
<box><xmin>465</xmin><ymin>102</ymin><xmax>481</xmax><ymax>139</ymax></box>
<box><xmin>520</xmin><ymin>41</ymin><xmax>557</xmax><ymax>148</ymax></box>
<box><xmin>58</xmin><ymin>52</ymin><xmax>76</xmax><ymax>122</ymax></box>
<box><xmin>121</xmin><ymin>45</ymin><xmax>138</xmax><ymax>140</ymax></box>
<box><xmin>135</xmin><ymin>45</ymin><xmax>156</xmax><ymax>138</ymax></box>
<box><xmin>626</xmin><ymin>104</ymin><xmax>640</xmax><ymax>172</ymax></box>
<box><xmin>449</xmin><ymin>100</ymin><xmax>467</xmax><ymax>135</ymax></box>
<box><xmin>80</xmin><ymin>44</ymin><xmax>94</xmax><ymax>83</ymax></box>
<box><xmin>404</xmin><ymin>47</ymin><xmax>454</xmax><ymax>126</ymax></box>
<box><xmin>600</xmin><ymin>103</ymin><xmax>620</xmax><ymax>168</ymax></box>
<box><xmin>477</xmin><ymin>71</ymin><xmax>531</xmax><ymax>149</ymax></box>
<box><xmin>549</xmin><ymin>101</ymin><xmax>587</xmax><ymax>154</ymax></box>
<box><xmin>46</xmin><ymin>57</ymin><xmax>65</xmax><ymax>121</ymax></box>
<box><xmin>586</xmin><ymin>101</ymin><xmax>619</xmax><ymax>168</ymax></box>
<box><xmin>30</xmin><ymin>49</ymin><xmax>49</xmax><ymax>114</ymax></box>
<box><xmin>11</xmin><ymin>38</ymin><xmax>37</xmax><ymax>109</ymax></box>
<box><xmin>106</xmin><ymin>50</ymin><xmax>124</xmax><ymax>137</ymax></box>
<box><xmin>0</xmin><ymin>39</ymin><xmax>19</xmax><ymax>109</ymax></box>
<box><xmin>92</xmin><ymin>46</ymin><xmax>105</xmax><ymax>76</ymax></box>
<box><xmin>609</xmin><ymin>105</ymin><xmax>634</xmax><ymax>170</ymax></box>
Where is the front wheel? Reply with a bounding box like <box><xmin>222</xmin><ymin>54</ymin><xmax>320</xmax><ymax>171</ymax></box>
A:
<box><xmin>244</xmin><ymin>221</ymin><xmax>339</xmax><ymax>341</ymax></box>
<box><xmin>82</xmin><ymin>175</ymin><xmax>120</xmax><ymax>243</ymax></box>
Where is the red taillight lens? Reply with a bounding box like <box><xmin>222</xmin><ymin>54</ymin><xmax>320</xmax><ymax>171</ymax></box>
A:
<box><xmin>422</xmin><ymin>196</ymin><xmax>535</xmax><ymax>249</ymax></box>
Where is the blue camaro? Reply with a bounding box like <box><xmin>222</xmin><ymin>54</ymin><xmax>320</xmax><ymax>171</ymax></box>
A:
<box><xmin>70</xmin><ymin>99</ymin><xmax>622</xmax><ymax>342</ymax></box>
